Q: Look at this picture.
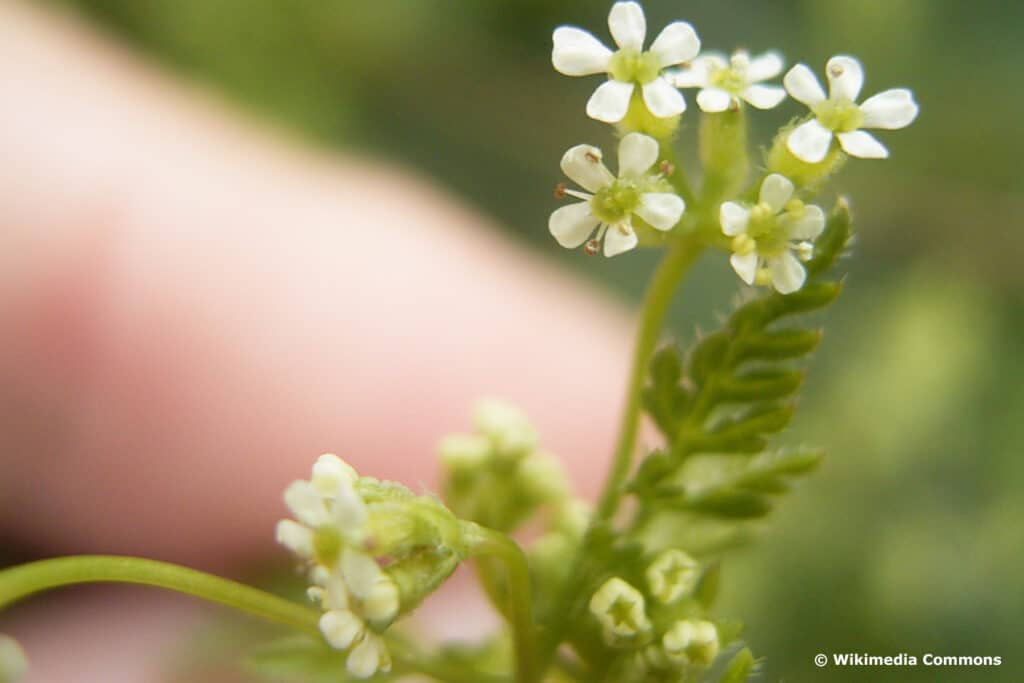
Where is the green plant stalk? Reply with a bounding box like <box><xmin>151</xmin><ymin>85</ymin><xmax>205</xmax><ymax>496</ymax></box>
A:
<box><xmin>0</xmin><ymin>555</ymin><xmax>320</xmax><ymax>635</ymax></box>
<box><xmin>460</xmin><ymin>522</ymin><xmax>536</xmax><ymax>683</ymax></box>
<box><xmin>594</xmin><ymin>238</ymin><xmax>704</xmax><ymax>522</ymax></box>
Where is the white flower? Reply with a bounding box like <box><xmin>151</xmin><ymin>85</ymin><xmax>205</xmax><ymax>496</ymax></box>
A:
<box><xmin>550</xmin><ymin>133</ymin><xmax>685</xmax><ymax>257</ymax></box>
<box><xmin>589</xmin><ymin>577</ymin><xmax>652</xmax><ymax>641</ymax></box>
<box><xmin>720</xmin><ymin>173</ymin><xmax>825</xmax><ymax>294</ymax></box>
<box><xmin>276</xmin><ymin>453</ymin><xmax>369</xmax><ymax>566</ymax></box>
<box><xmin>312</xmin><ymin>548</ymin><xmax>398</xmax><ymax>679</ymax></box>
<box><xmin>662</xmin><ymin>620</ymin><xmax>720</xmax><ymax>667</ymax></box>
<box><xmin>552</xmin><ymin>1</ymin><xmax>700</xmax><ymax>122</ymax></box>
<box><xmin>783</xmin><ymin>55</ymin><xmax>919</xmax><ymax>163</ymax></box>
<box><xmin>645</xmin><ymin>549</ymin><xmax>700</xmax><ymax>604</ymax></box>
<box><xmin>672</xmin><ymin>49</ymin><xmax>786</xmax><ymax>112</ymax></box>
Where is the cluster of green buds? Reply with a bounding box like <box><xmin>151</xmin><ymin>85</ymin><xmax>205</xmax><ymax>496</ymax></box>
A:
<box><xmin>276</xmin><ymin>454</ymin><xmax>468</xmax><ymax>678</ymax></box>
<box><xmin>440</xmin><ymin>399</ymin><xmax>579</xmax><ymax>533</ymax></box>
<box><xmin>586</xmin><ymin>549</ymin><xmax>720</xmax><ymax>680</ymax></box>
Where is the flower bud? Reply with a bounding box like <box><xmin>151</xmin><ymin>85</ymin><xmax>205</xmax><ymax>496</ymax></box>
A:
<box><xmin>663</xmin><ymin>619</ymin><xmax>720</xmax><ymax>667</ymax></box>
<box><xmin>646</xmin><ymin>549</ymin><xmax>700</xmax><ymax>604</ymax></box>
<box><xmin>589</xmin><ymin>577</ymin><xmax>652</xmax><ymax>643</ymax></box>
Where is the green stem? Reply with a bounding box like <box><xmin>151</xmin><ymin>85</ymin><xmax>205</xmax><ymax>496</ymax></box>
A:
<box><xmin>594</xmin><ymin>238</ymin><xmax>704</xmax><ymax>522</ymax></box>
<box><xmin>461</xmin><ymin>522</ymin><xmax>535</xmax><ymax>683</ymax></box>
<box><xmin>0</xmin><ymin>555</ymin><xmax>320</xmax><ymax>635</ymax></box>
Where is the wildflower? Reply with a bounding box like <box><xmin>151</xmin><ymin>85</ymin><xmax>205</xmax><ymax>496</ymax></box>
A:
<box><xmin>720</xmin><ymin>173</ymin><xmax>825</xmax><ymax>294</ymax></box>
<box><xmin>552</xmin><ymin>1</ymin><xmax>700</xmax><ymax>122</ymax></box>
<box><xmin>784</xmin><ymin>55</ymin><xmax>919</xmax><ymax>162</ymax></box>
<box><xmin>275</xmin><ymin>453</ymin><xmax>368</xmax><ymax>568</ymax></box>
<box><xmin>662</xmin><ymin>619</ymin><xmax>720</xmax><ymax>667</ymax></box>
<box><xmin>672</xmin><ymin>49</ymin><xmax>786</xmax><ymax>112</ymax></box>
<box><xmin>309</xmin><ymin>549</ymin><xmax>398</xmax><ymax>678</ymax></box>
<box><xmin>589</xmin><ymin>577</ymin><xmax>652</xmax><ymax>643</ymax></box>
<box><xmin>645</xmin><ymin>549</ymin><xmax>700</xmax><ymax>604</ymax></box>
<box><xmin>550</xmin><ymin>133</ymin><xmax>685</xmax><ymax>257</ymax></box>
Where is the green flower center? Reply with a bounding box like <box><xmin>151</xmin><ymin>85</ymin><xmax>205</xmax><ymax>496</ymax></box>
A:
<box><xmin>812</xmin><ymin>97</ymin><xmax>865</xmax><ymax>133</ymax></box>
<box><xmin>314</xmin><ymin>526</ymin><xmax>343</xmax><ymax>567</ymax></box>
<box><xmin>709</xmin><ymin>67</ymin><xmax>747</xmax><ymax>94</ymax></box>
<box><xmin>591</xmin><ymin>179</ymin><xmax>642</xmax><ymax>224</ymax></box>
<box><xmin>745</xmin><ymin>203</ymin><xmax>787</xmax><ymax>257</ymax></box>
<box><xmin>607</xmin><ymin>596</ymin><xmax>643</xmax><ymax>631</ymax></box>
<box><xmin>608</xmin><ymin>48</ymin><xmax>662</xmax><ymax>84</ymax></box>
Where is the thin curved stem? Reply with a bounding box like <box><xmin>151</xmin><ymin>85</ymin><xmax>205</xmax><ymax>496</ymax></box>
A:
<box><xmin>594</xmin><ymin>238</ymin><xmax>704</xmax><ymax>522</ymax></box>
<box><xmin>460</xmin><ymin>522</ymin><xmax>535</xmax><ymax>683</ymax></box>
<box><xmin>0</xmin><ymin>555</ymin><xmax>321</xmax><ymax>635</ymax></box>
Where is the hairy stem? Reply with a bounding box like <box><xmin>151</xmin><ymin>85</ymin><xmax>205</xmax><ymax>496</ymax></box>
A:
<box><xmin>461</xmin><ymin>522</ymin><xmax>536</xmax><ymax>683</ymax></box>
<box><xmin>0</xmin><ymin>555</ymin><xmax>321</xmax><ymax>635</ymax></box>
<box><xmin>594</xmin><ymin>238</ymin><xmax>704</xmax><ymax>522</ymax></box>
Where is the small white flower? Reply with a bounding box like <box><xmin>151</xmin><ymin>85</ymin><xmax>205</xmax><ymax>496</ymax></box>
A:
<box><xmin>783</xmin><ymin>55</ymin><xmax>919</xmax><ymax>162</ymax></box>
<box><xmin>276</xmin><ymin>454</ymin><xmax>369</xmax><ymax>567</ymax></box>
<box><xmin>313</xmin><ymin>550</ymin><xmax>399</xmax><ymax>679</ymax></box>
<box><xmin>589</xmin><ymin>577</ymin><xmax>652</xmax><ymax>641</ymax></box>
<box><xmin>552</xmin><ymin>1</ymin><xmax>700</xmax><ymax>122</ymax></box>
<box><xmin>720</xmin><ymin>173</ymin><xmax>825</xmax><ymax>294</ymax></box>
<box><xmin>645</xmin><ymin>549</ymin><xmax>700</xmax><ymax>604</ymax></box>
<box><xmin>550</xmin><ymin>133</ymin><xmax>685</xmax><ymax>257</ymax></box>
<box><xmin>662</xmin><ymin>620</ymin><xmax>720</xmax><ymax>667</ymax></box>
<box><xmin>672</xmin><ymin>49</ymin><xmax>786</xmax><ymax>112</ymax></box>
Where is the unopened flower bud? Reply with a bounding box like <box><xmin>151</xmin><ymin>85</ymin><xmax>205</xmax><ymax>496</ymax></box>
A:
<box><xmin>663</xmin><ymin>620</ymin><xmax>720</xmax><ymax>667</ymax></box>
<box><xmin>646</xmin><ymin>549</ymin><xmax>700</xmax><ymax>604</ymax></box>
<box><xmin>589</xmin><ymin>577</ymin><xmax>652</xmax><ymax>642</ymax></box>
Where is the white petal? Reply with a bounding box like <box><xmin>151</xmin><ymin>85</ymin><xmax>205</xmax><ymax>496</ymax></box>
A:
<box><xmin>361</xmin><ymin>578</ymin><xmax>400</xmax><ymax>623</ymax></box>
<box><xmin>635</xmin><ymin>192</ymin><xmax>685</xmax><ymax>231</ymax></box>
<box><xmin>759</xmin><ymin>173</ymin><xmax>794</xmax><ymax>213</ymax></box>
<box><xmin>730</xmin><ymin>252</ymin><xmax>759</xmax><ymax>285</ymax></box>
<box><xmin>323</xmin><ymin>572</ymin><xmax>351</xmax><ymax>610</ymax></box>
<box><xmin>746</xmin><ymin>51</ymin><xmax>784</xmax><ymax>82</ymax></box>
<box><xmin>560</xmin><ymin>144</ymin><xmax>614</xmax><ymax>192</ymax></box>
<box><xmin>719</xmin><ymin>202</ymin><xmax>750</xmax><ymax>236</ymax></box>
<box><xmin>586</xmin><ymin>80</ymin><xmax>635</xmax><ymax>122</ymax></box>
<box><xmin>283</xmin><ymin>481</ymin><xmax>328</xmax><ymax>527</ymax></box>
<box><xmin>617</xmin><ymin>132</ymin><xmax>660</xmax><ymax>176</ymax></box>
<box><xmin>787</xmin><ymin>119</ymin><xmax>834</xmax><ymax>163</ymax></box>
<box><xmin>320</xmin><ymin>610</ymin><xmax>364</xmax><ymax>650</ymax></box>
<box><xmin>275</xmin><ymin>519</ymin><xmax>315</xmax><ymax>558</ymax></box>
<box><xmin>770</xmin><ymin>251</ymin><xmax>807</xmax><ymax>294</ymax></box>
<box><xmin>332</xmin><ymin>479</ymin><xmax>368</xmax><ymax>530</ymax></box>
<box><xmin>784</xmin><ymin>205</ymin><xmax>826</xmax><ymax>240</ymax></box>
<box><xmin>696</xmin><ymin>88</ymin><xmax>731</xmax><ymax>113</ymax></box>
<box><xmin>859</xmin><ymin>88</ymin><xmax>919</xmax><ymax>129</ymax></box>
<box><xmin>671</xmin><ymin>65</ymin><xmax>709</xmax><ymax>89</ymax></box>
<box><xmin>603</xmin><ymin>224</ymin><xmax>639</xmax><ymax>257</ymax></box>
<box><xmin>837</xmin><ymin>130</ymin><xmax>889</xmax><ymax>158</ymax></box>
<box><xmin>741</xmin><ymin>84</ymin><xmax>786</xmax><ymax>109</ymax></box>
<box><xmin>341</xmin><ymin>548</ymin><xmax>382</xmax><ymax>600</ymax></box>
<box><xmin>608</xmin><ymin>1</ymin><xmax>646</xmax><ymax>50</ymax></box>
<box><xmin>649</xmin><ymin>21</ymin><xmax>700</xmax><ymax>67</ymax></box>
<box><xmin>348</xmin><ymin>635</ymin><xmax>388</xmax><ymax>679</ymax></box>
<box><xmin>826</xmin><ymin>55</ymin><xmax>864</xmax><ymax>101</ymax></box>
<box><xmin>783</xmin><ymin>64</ymin><xmax>826</xmax><ymax>107</ymax></box>
<box><xmin>311</xmin><ymin>453</ymin><xmax>357</xmax><ymax>496</ymax></box>
<box><xmin>642</xmin><ymin>78</ymin><xmax>686</xmax><ymax>118</ymax></box>
<box><xmin>552</xmin><ymin>27</ymin><xmax>613</xmax><ymax>76</ymax></box>
<box><xmin>549</xmin><ymin>202</ymin><xmax>599</xmax><ymax>248</ymax></box>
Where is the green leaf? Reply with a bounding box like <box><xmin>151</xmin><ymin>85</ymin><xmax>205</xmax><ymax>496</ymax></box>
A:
<box><xmin>719</xmin><ymin>647</ymin><xmax>757</xmax><ymax>683</ymax></box>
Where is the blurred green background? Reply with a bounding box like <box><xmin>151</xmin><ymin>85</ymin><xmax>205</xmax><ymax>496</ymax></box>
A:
<box><xmin>56</xmin><ymin>0</ymin><xmax>1023</xmax><ymax>680</ymax></box>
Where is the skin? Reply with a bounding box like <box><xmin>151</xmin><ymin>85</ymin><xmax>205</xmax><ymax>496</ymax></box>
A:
<box><xmin>0</xmin><ymin>3</ymin><xmax>630</xmax><ymax>680</ymax></box>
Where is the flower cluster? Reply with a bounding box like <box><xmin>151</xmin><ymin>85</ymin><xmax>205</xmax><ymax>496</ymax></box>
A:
<box><xmin>549</xmin><ymin>1</ymin><xmax>917</xmax><ymax>295</ymax></box>
<box><xmin>587</xmin><ymin>549</ymin><xmax>719</xmax><ymax>674</ymax></box>
<box><xmin>277</xmin><ymin>454</ymin><xmax>466</xmax><ymax>678</ymax></box>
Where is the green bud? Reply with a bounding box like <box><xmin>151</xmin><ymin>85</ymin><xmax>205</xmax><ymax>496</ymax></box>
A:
<box><xmin>662</xmin><ymin>620</ymin><xmax>720</xmax><ymax>668</ymax></box>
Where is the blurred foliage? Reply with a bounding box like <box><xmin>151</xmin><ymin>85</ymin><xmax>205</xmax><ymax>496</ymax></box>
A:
<box><xmin>56</xmin><ymin>0</ymin><xmax>1024</xmax><ymax>680</ymax></box>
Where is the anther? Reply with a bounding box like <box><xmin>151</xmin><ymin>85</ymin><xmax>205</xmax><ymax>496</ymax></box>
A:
<box><xmin>585</xmin><ymin>151</ymin><xmax>602</xmax><ymax>163</ymax></box>
<box><xmin>584</xmin><ymin>239</ymin><xmax>601</xmax><ymax>256</ymax></box>
<box><xmin>659</xmin><ymin>160</ymin><xmax>675</xmax><ymax>176</ymax></box>
<box><xmin>553</xmin><ymin>183</ymin><xmax>567</xmax><ymax>199</ymax></box>
<box><xmin>829</xmin><ymin>64</ymin><xmax>844</xmax><ymax>78</ymax></box>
